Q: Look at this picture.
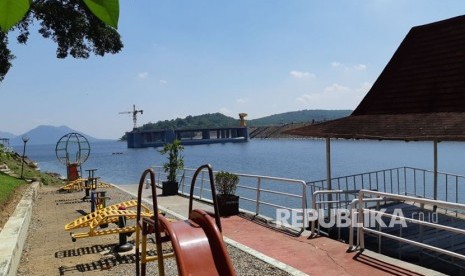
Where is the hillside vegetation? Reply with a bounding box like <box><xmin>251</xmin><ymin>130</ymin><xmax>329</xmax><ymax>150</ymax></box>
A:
<box><xmin>140</xmin><ymin>109</ymin><xmax>351</xmax><ymax>129</ymax></box>
<box><xmin>248</xmin><ymin>109</ymin><xmax>352</xmax><ymax>126</ymax></box>
<box><xmin>0</xmin><ymin>145</ymin><xmax>63</xmax><ymax>186</ymax></box>
<box><xmin>140</xmin><ymin>113</ymin><xmax>238</xmax><ymax>130</ymax></box>
<box><xmin>121</xmin><ymin>109</ymin><xmax>352</xmax><ymax>140</ymax></box>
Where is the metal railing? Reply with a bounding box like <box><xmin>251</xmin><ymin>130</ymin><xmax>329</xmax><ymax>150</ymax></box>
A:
<box><xmin>307</xmin><ymin>166</ymin><xmax>465</xmax><ymax>205</ymax></box>
<box><xmin>347</xmin><ymin>196</ymin><xmax>390</xmax><ymax>252</ymax></box>
<box><xmin>353</xmin><ymin>189</ymin><xmax>465</xmax><ymax>262</ymax></box>
<box><xmin>310</xmin><ymin>190</ymin><xmax>359</xmax><ymax>237</ymax></box>
<box><xmin>151</xmin><ymin>165</ymin><xmax>308</xmax><ymax>231</ymax></box>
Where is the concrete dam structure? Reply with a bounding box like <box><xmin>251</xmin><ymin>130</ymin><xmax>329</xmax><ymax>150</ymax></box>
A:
<box><xmin>126</xmin><ymin>127</ymin><xmax>249</xmax><ymax>148</ymax></box>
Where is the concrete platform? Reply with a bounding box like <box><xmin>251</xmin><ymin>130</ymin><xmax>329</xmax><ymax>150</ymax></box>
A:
<box><xmin>0</xmin><ymin>180</ymin><xmax>447</xmax><ymax>276</ymax></box>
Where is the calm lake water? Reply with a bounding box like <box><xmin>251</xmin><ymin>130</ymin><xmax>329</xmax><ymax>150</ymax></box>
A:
<box><xmin>15</xmin><ymin>139</ymin><xmax>465</xmax><ymax>220</ymax></box>
<box><xmin>13</xmin><ymin>139</ymin><xmax>465</xmax><ymax>185</ymax></box>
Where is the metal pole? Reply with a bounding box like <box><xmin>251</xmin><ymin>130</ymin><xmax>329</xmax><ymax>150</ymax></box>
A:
<box><xmin>326</xmin><ymin>137</ymin><xmax>332</xmax><ymax>190</ymax></box>
<box><xmin>326</xmin><ymin>138</ymin><xmax>332</xmax><ymax>215</ymax></box>
<box><xmin>20</xmin><ymin>136</ymin><xmax>29</xmax><ymax>179</ymax></box>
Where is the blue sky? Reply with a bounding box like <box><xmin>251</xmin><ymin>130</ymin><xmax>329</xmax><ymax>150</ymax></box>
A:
<box><xmin>1</xmin><ymin>1</ymin><xmax>465</xmax><ymax>139</ymax></box>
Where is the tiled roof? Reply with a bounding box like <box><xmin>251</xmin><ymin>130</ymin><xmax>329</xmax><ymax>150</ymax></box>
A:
<box><xmin>286</xmin><ymin>16</ymin><xmax>465</xmax><ymax>141</ymax></box>
<box><xmin>286</xmin><ymin>113</ymin><xmax>465</xmax><ymax>141</ymax></box>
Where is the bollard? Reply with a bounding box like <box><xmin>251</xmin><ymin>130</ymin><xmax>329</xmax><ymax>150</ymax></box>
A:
<box><xmin>145</xmin><ymin>178</ymin><xmax>150</xmax><ymax>189</ymax></box>
<box><xmin>115</xmin><ymin>206</ymin><xmax>133</xmax><ymax>252</ymax></box>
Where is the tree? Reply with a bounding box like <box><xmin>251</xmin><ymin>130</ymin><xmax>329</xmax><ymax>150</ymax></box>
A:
<box><xmin>0</xmin><ymin>0</ymin><xmax>122</xmax><ymax>82</ymax></box>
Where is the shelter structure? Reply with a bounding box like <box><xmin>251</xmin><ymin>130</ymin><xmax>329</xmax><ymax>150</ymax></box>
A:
<box><xmin>285</xmin><ymin>15</ymin><xmax>465</xmax><ymax>200</ymax></box>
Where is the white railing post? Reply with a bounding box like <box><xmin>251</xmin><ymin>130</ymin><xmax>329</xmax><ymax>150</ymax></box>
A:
<box><xmin>358</xmin><ymin>191</ymin><xmax>365</xmax><ymax>250</ymax></box>
<box><xmin>348</xmin><ymin>199</ymin><xmax>358</xmax><ymax>250</ymax></box>
<box><xmin>180</xmin><ymin>170</ymin><xmax>186</xmax><ymax>193</ymax></box>
<box><xmin>255</xmin><ymin>177</ymin><xmax>262</xmax><ymax>216</ymax></box>
<box><xmin>311</xmin><ymin>191</ymin><xmax>317</xmax><ymax>235</ymax></box>
<box><xmin>302</xmin><ymin>182</ymin><xmax>307</xmax><ymax>231</ymax></box>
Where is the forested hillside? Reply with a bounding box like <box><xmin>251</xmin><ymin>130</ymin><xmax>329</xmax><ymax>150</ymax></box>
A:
<box><xmin>120</xmin><ymin>110</ymin><xmax>352</xmax><ymax>139</ymax></box>
<box><xmin>139</xmin><ymin>113</ymin><xmax>238</xmax><ymax>130</ymax></box>
<box><xmin>248</xmin><ymin>110</ymin><xmax>352</xmax><ymax>126</ymax></box>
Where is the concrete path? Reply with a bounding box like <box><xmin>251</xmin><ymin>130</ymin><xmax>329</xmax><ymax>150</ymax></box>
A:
<box><xmin>116</xmin><ymin>184</ymin><xmax>445</xmax><ymax>276</ymax></box>
<box><xmin>0</xmin><ymin>182</ymin><xmax>39</xmax><ymax>276</ymax></box>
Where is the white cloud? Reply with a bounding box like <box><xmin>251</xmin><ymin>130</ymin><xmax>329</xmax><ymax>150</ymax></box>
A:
<box><xmin>297</xmin><ymin>94</ymin><xmax>315</xmax><ymax>104</ymax></box>
<box><xmin>289</xmin><ymin>70</ymin><xmax>315</xmax><ymax>79</ymax></box>
<box><xmin>236</xmin><ymin>98</ymin><xmax>248</xmax><ymax>104</ymax></box>
<box><xmin>332</xmin><ymin>62</ymin><xmax>368</xmax><ymax>71</ymax></box>
<box><xmin>138</xmin><ymin>72</ymin><xmax>149</xmax><ymax>79</ymax></box>
<box><xmin>159</xmin><ymin>79</ymin><xmax>167</xmax><ymax>84</ymax></box>
<box><xmin>353</xmin><ymin>64</ymin><xmax>367</xmax><ymax>71</ymax></box>
<box><xmin>324</xmin><ymin>83</ymin><xmax>351</xmax><ymax>94</ymax></box>
<box><xmin>296</xmin><ymin>82</ymin><xmax>372</xmax><ymax>109</ymax></box>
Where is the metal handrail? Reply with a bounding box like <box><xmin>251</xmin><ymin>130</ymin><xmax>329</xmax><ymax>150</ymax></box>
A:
<box><xmin>307</xmin><ymin>166</ymin><xmax>465</xmax><ymax>206</ymax></box>
<box><xmin>355</xmin><ymin>189</ymin><xmax>465</xmax><ymax>262</ymax></box>
<box><xmin>347</xmin><ymin>197</ymin><xmax>387</xmax><ymax>251</ymax></box>
<box><xmin>151</xmin><ymin>165</ymin><xmax>308</xmax><ymax>231</ymax></box>
<box><xmin>310</xmin><ymin>190</ymin><xmax>359</xmax><ymax>238</ymax></box>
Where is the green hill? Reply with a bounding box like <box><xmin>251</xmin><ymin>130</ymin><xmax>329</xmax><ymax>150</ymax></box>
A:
<box><xmin>248</xmin><ymin>109</ymin><xmax>352</xmax><ymax>126</ymax></box>
<box><xmin>121</xmin><ymin>110</ymin><xmax>352</xmax><ymax>140</ymax></box>
<box><xmin>139</xmin><ymin>113</ymin><xmax>238</xmax><ymax>131</ymax></box>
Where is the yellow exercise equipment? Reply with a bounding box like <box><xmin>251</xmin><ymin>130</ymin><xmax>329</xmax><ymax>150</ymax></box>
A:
<box><xmin>58</xmin><ymin>178</ymin><xmax>114</xmax><ymax>193</ymax></box>
<box><xmin>58</xmin><ymin>178</ymin><xmax>87</xmax><ymax>192</ymax></box>
<box><xmin>65</xmin><ymin>200</ymin><xmax>153</xmax><ymax>242</ymax></box>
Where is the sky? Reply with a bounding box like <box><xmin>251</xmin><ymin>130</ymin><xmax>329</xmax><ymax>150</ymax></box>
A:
<box><xmin>1</xmin><ymin>1</ymin><xmax>465</xmax><ymax>139</ymax></box>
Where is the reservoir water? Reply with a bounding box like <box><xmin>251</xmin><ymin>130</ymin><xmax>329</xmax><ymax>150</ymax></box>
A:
<box><xmin>14</xmin><ymin>139</ymin><xmax>465</xmax><ymax>185</ymax></box>
<box><xmin>14</xmin><ymin>139</ymin><xmax>465</xmax><ymax>221</ymax></box>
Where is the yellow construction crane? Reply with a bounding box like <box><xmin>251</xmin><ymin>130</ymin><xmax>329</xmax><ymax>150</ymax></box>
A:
<box><xmin>119</xmin><ymin>105</ymin><xmax>143</xmax><ymax>129</ymax></box>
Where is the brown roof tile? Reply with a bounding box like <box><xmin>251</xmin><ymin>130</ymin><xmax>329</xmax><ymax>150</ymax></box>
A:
<box><xmin>286</xmin><ymin>16</ymin><xmax>465</xmax><ymax>141</ymax></box>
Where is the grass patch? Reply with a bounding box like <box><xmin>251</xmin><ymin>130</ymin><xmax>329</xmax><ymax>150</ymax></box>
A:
<box><xmin>0</xmin><ymin>147</ymin><xmax>64</xmax><ymax>186</ymax></box>
<box><xmin>0</xmin><ymin>172</ymin><xmax>27</xmax><ymax>205</ymax></box>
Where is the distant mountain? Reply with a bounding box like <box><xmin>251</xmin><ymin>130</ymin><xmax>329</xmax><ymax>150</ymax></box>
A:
<box><xmin>9</xmin><ymin>125</ymin><xmax>103</xmax><ymax>145</ymax></box>
<box><xmin>248</xmin><ymin>109</ymin><xmax>352</xmax><ymax>126</ymax></box>
<box><xmin>0</xmin><ymin>130</ymin><xmax>15</xmax><ymax>139</ymax></box>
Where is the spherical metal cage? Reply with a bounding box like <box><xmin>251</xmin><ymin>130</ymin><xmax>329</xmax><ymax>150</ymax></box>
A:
<box><xmin>55</xmin><ymin>132</ymin><xmax>90</xmax><ymax>165</ymax></box>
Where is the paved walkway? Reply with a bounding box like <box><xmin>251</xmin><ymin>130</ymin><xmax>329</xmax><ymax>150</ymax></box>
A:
<box><xmin>117</xmin><ymin>184</ymin><xmax>445</xmax><ymax>276</ymax></box>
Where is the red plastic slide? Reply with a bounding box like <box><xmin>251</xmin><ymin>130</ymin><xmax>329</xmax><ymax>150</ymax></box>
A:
<box><xmin>135</xmin><ymin>164</ymin><xmax>236</xmax><ymax>276</ymax></box>
<box><xmin>158</xmin><ymin>209</ymin><xmax>235</xmax><ymax>275</ymax></box>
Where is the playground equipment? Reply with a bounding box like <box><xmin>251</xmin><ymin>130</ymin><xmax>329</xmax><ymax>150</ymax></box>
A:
<box><xmin>57</xmin><ymin>178</ymin><xmax>113</xmax><ymax>193</ymax></box>
<box><xmin>90</xmin><ymin>190</ymin><xmax>110</xmax><ymax>212</ymax></box>
<box><xmin>57</xmin><ymin>168</ymin><xmax>112</xmax><ymax>194</ymax></box>
<box><xmin>135</xmin><ymin>164</ymin><xmax>235</xmax><ymax>276</ymax></box>
<box><xmin>65</xmin><ymin>200</ymin><xmax>153</xmax><ymax>242</ymax></box>
<box><xmin>58</xmin><ymin>178</ymin><xmax>87</xmax><ymax>192</ymax></box>
<box><xmin>55</xmin><ymin>133</ymin><xmax>90</xmax><ymax>181</ymax></box>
